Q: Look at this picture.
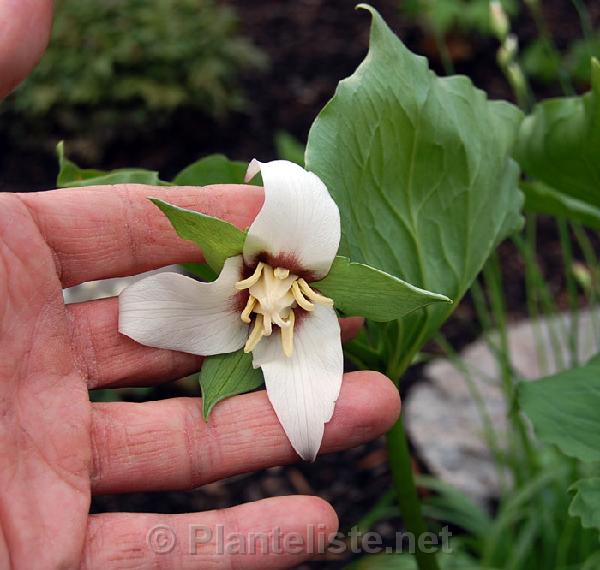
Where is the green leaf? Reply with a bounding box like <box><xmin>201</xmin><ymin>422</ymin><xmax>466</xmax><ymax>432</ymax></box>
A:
<box><xmin>151</xmin><ymin>198</ymin><xmax>246</xmax><ymax>273</ymax></box>
<box><xmin>567</xmin><ymin>35</ymin><xmax>600</xmax><ymax>83</ymax></box>
<box><xmin>314</xmin><ymin>256</ymin><xmax>451</xmax><ymax>321</ymax></box>
<box><xmin>305</xmin><ymin>5</ymin><xmax>523</xmax><ymax>367</ymax></box>
<box><xmin>56</xmin><ymin>141</ymin><xmax>162</xmax><ymax>187</ymax></box>
<box><xmin>522</xmin><ymin>38</ymin><xmax>563</xmax><ymax>83</ymax></box>
<box><xmin>519</xmin><ymin>353</ymin><xmax>600</xmax><ymax>462</ymax></box>
<box><xmin>522</xmin><ymin>180</ymin><xmax>600</xmax><ymax>231</ymax></box>
<box><xmin>569</xmin><ymin>478</ymin><xmax>600</xmax><ymax>534</ymax></box>
<box><xmin>274</xmin><ymin>131</ymin><xmax>305</xmax><ymax>166</ymax></box>
<box><xmin>173</xmin><ymin>154</ymin><xmax>257</xmax><ymax>186</ymax></box>
<box><xmin>418</xmin><ymin>475</ymin><xmax>492</xmax><ymax>539</ymax></box>
<box><xmin>199</xmin><ymin>350</ymin><xmax>264</xmax><ymax>419</ymax></box>
<box><xmin>516</xmin><ymin>58</ymin><xmax>600</xmax><ymax>209</ymax></box>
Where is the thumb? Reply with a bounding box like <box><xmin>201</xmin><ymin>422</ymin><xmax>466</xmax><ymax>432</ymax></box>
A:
<box><xmin>0</xmin><ymin>0</ymin><xmax>53</xmax><ymax>99</ymax></box>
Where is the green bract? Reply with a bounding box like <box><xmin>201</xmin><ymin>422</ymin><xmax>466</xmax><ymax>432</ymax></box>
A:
<box><xmin>313</xmin><ymin>256</ymin><xmax>451</xmax><ymax>321</ymax></box>
<box><xmin>305</xmin><ymin>5</ymin><xmax>523</xmax><ymax>373</ymax></box>
<box><xmin>198</xmin><ymin>350</ymin><xmax>263</xmax><ymax>419</ymax></box>
<box><xmin>150</xmin><ymin>198</ymin><xmax>246</xmax><ymax>273</ymax></box>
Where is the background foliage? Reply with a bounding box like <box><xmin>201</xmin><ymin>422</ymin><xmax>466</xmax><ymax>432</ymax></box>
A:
<box><xmin>2</xmin><ymin>0</ymin><xmax>265</xmax><ymax>156</ymax></box>
<box><xmin>402</xmin><ymin>0</ymin><xmax>517</xmax><ymax>37</ymax></box>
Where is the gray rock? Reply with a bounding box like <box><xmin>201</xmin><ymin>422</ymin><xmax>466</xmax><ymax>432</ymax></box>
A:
<box><xmin>63</xmin><ymin>265</ymin><xmax>183</xmax><ymax>304</ymax></box>
<box><xmin>405</xmin><ymin>308</ymin><xmax>600</xmax><ymax>503</ymax></box>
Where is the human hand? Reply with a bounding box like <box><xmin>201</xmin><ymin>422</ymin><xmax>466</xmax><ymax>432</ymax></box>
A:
<box><xmin>0</xmin><ymin>3</ymin><xmax>400</xmax><ymax>566</ymax></box>
<box><xmin>0</xmin><ymin>184</ymin><xmax>400</xmax><ymax>568</ymax></box>
<box><xmin>0</xmin><ymin>0</ymin><xmax>53</xmax><ymax>100</ymax></box>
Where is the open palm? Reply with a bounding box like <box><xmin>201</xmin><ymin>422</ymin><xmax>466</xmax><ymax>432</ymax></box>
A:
<box><xmin>0</xmin><ymin>185</ymin><xmax>399</xmax><ymax>568</ymax></box>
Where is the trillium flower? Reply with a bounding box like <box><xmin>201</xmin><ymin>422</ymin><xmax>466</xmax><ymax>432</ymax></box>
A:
<box><xmin>119</xmin><ymin>159</ymin><xmax>451</xmax><ymax>461</ymax></box>
<box><xmin>120</xmin><ymin>160</ymin><xmax>344</xmax><ymax>460</ymax></box>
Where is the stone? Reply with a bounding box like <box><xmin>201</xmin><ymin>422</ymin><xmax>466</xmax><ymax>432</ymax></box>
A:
<box><xmin>63</xmin><ymin>265</ymin><xmax>182</xmax><ymax>304</ymax></box>
<box><xmin>405</xmin><ymin>308</ymin><xmax>600</xmax><ymax>503</ymax></box>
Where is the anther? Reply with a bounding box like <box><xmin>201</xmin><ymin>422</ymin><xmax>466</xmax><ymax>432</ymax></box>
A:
<box><xmin>263</xmin><ymin>314</ymin><xmax>273</xmax><ymax>336</ymax></box>
<box><xmin>244</xmin><ymin>314</ymin><xmax>265</xmax><ymax>353</ymax></box>
<box><xmin>240</xmin><ymin>295</ymin><xmax>257</xmax><ymax>323</ymax></box>
<box><xmin>236</xmin><ymin>262</ymin><xmax>264</xmax><ymax>290</ymax></box>
<box><xmin>291</xmin><ymin>281</ymin><xmax>314</xmax><ymax>311</ymax></box>
<box><xmin>297</xmin><ymin>279</ymin><xmax>334</xmax><ymax>306</ymax></box>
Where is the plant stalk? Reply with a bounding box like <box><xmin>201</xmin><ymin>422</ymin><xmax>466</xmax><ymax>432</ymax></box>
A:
<box><xmin>432</xmin><ymin>26</ymin><xmax>455</xmax><ymax>76</ymax></box>
<box><xmin>558</xmin><ymin>219</ymin><xmax>580</xmax><ymax>366</ymax></box>
<box><xmin>386</xmin><ymin>414</ymin><xmax>440</xmax><ymax>570</ymax></box>
<box><xmin>571</xmin><ymin>0</ymin><xmax>595</xmax><ymax>47</ymax></box>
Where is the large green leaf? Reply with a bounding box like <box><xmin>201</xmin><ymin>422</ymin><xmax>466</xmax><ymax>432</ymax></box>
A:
<box><xmin>150</xmin><ymin>198</ymin><xmax>246</xmax><ymax>273</ymax></box>
<box><xmin>521</xmin><ymin>180</ymin><xmax>600</xmax><ymax>231</ymax></box>
<box><xmin>305</xmin><ymin>5</ymin><xmax>523</xmax><ymax>369</ymax></box>
<box><xmin>519</xmin><ymin>353</ymin><xmax>600</xmax><ymax>463</ymax></box>
<box><xmin>569</xmin><ymin>478</ymin><xmax>600</xmax><ymax>535</ymax></box>
<box><xmin>56</xmin><ymin>142</ymin><xmax>162</xmax><ymax>187</ymax></box>
<box><xmin>199</xmin><ymin>349</ymin><xmax>264</xmax><ymax>419</ymax></box>
<box><xmin>314</xmin><ymin>256</ymin><xmax>451</xmax><ymax>321</ymax></box>
<box><xmin>173</xmin><ymin>154</ymin><xmax>255</xmax><ymax>186</ymax></box>
<box><xmin>515</xmin><ymin>58</ymin><xmax>600</xmax><ymax>209</ymax></box>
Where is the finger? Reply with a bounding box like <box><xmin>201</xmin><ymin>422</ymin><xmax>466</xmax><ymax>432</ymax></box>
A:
<box><xmin>340</xmin><ymin>316</ymin><xmax>363</xmax><ymax>343</ymax></box>
<box><xmin>68</xmin><ymin>293</ymin><xmax>363</xmax><ymax>388</ymax></box>
<box><xmin>17</xmin><ymin>184</ymin><xmax>264</xmax><ymax>287</ymax></box>
<box><xmin>68</xmin><ymin>297</ymin><xmax>202</xmax><ymax>389</ymax></box>
<box><xmin>83</xmin><ymin>496</ymin><xmax>338</xmax><ymax>570</ymax></box>
<box><xmin>0</xmin><ymin>0</ymin><xmax>53</xmax><ymax>99</ymax></box>
<box><xmin>90</xmin><ymin>372</ymin><xmax>400</xmax><ymax>494</ymax></box>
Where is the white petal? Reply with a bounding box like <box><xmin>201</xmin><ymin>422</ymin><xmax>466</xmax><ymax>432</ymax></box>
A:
<box><xmin>244</xmin><ymin>159</ymin><xmax>340</xmax><ymax>280</ymax></box>
<box><xmin>252</xmin><ymin>305</ymin><xmax>343</xmax><ymax>461</ymax></box>
<box><xmin>119</xmin><ymin>256</ymin><xmax>247</xmax><ymax>356</ymax></box>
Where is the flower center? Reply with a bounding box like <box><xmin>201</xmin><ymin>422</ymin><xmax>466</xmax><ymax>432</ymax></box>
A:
<box><xmin>235</xmin><ymin>262</ymin><xmax>333</xmax><ymax>357</ymax></box>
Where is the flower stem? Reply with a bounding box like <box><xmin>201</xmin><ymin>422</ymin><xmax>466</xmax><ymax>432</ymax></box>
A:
<box><xmin>384</xmin><ymin>326</ymin><xmax>440</xmax><ymax>570</ymax></box>
<box><xmin>386</xmin><ymin>414</ymin><xmax>440</xmax><ymax>570</ymax></box>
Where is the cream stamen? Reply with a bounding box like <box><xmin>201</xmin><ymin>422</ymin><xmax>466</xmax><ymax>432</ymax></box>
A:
<box><xmin>235</xmin><ymin>262</ymin><xmax>264</xmax><ymax>290</ymax></box>
<box><xmin>291</xmin><ymin>281</ymin><xmax>314</xmax><ymax>311</ymax></box>
<box><xmin>298</xmin><ymin>278</ymin><xmax>334</xmax><ymax>306</ymax></box>
<box><xmin>236</xmin><ymin>264</ymin><xmax>333</xmax><ymax>357</ymax></box>
<box><xmin>240</xmin><ymin>295</ymin><xmax>256</xmax><ymax>323</ymax></box>
<box><xmin>263</xmin><ymin>314</ymin><xmax>273</xmax><ymax>336</ymax></box>
<box><xmin>244</xmin><ymin>314</ymin><xmax>265</xmax><ymax>353</ymax></box>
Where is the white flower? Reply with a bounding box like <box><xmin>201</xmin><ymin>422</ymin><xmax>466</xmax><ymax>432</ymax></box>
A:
<box><xmin>119</xmin><ymin>159</ymin><xmax>343</xmax><ymax>461</ymax></box>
